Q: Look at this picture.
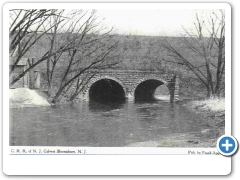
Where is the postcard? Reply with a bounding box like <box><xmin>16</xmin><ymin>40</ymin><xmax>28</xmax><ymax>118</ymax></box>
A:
<box><xmin>3</xmin><ymin>2</ymin><xmax>234</xmax><ymax>175</ymax></box>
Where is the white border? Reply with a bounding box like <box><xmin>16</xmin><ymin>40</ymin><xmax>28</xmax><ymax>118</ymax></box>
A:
<box><xmin>3</xmin><ymin>3</ymin><xmax>232</xmax><ymax>175</ymax></box>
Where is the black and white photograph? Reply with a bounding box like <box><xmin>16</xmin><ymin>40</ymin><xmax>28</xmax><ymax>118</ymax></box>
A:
<box><xmin>8</xmin><ymin>7</ymin><xmax>226</xmax><ymax>148</ymax></box>
<box><xmin>3</xmin><ymin>2</ymin><xmax>236</xmax><ymax>176</ymax></box>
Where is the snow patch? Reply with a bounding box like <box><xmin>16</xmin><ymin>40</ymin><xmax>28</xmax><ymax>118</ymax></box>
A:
<box><xmin>10</xmin><ymin>88</ymin><xmax>50</xmax><ymax>108</ymax></box>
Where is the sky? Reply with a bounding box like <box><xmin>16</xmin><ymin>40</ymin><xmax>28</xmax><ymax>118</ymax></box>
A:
<box><xmin>95</xmin><ymin>9</ymin><xmax>215</xmax><ymax>36</ymax></box>
<box><xmin>9</xmin><ymin>8</ymin><xmax>222</xmax><ymax>37</ymax></box>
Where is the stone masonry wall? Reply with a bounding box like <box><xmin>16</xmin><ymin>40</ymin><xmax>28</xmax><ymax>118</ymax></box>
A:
<box><xmin>77</xmin><ymin>70</ymin><xmax>180</xmax><ymax>102</ymax></box>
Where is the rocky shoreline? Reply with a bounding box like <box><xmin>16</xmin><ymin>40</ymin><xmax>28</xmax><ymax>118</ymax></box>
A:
<box><xmin>183</xmin><ymin>99</ymin><xmax>225</xmax><ymax>147</ymax></box>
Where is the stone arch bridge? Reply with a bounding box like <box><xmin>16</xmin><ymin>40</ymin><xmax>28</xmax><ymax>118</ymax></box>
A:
<box><xmin>78</xmin><ymin>70</ymin><xmax>180</xmax><ymax>102</ymax></box>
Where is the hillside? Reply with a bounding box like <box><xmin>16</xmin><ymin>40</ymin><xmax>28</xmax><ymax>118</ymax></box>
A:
<box><xmin>22</xmin><ymin>34</ymin><xmax>223</xmax><ymax>99</ymax></box>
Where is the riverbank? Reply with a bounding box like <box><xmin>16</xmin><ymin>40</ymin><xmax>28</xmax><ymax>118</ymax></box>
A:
<box><xmin>127</xmin><ymin>98</ymin><xmax>225</xmax><ymax>147</ymax></box>
<box><xmin>10</xmin><ymin>88</ymin><xmax>50</xmax><ymax>108</ymax></box>
<box><xmin>186</xmin><ymin>98</ymin><xmax>225</xmax><ymax>127</ymax></box>
<box><xmin>188</xmin><ymin>98</ymin><xmax>225</xmax><ymax>112</ymax></box>
<box><xmin>184</xmin><ymin>98</ymin><xmax>225</xmax><ymax>146</ymax></box>
<box><xmin>184</xmin><ymin>98</ymin><xmax>225</xmax><ymax>147</ymax></box>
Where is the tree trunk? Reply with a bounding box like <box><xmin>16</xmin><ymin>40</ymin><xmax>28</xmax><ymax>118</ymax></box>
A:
<box><xmin>47</xmin><ymin>59</ymin><xmax>52</xmax><ymax>95</ymax></box>
<box><xmin>51</xmin><ymin>91</ymin><xmax>61</xmax><ymax>104</ymax></box>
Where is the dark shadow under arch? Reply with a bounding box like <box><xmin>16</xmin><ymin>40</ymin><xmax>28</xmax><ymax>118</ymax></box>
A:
<box><xmin>89</xmin><ymin>79</ymin><xmax>126</xmax><ymax>102</ymax></box>
<box><xmin>134</xmin><ymin>79</ymin><xmax>167</xmax><ymax>101</ymax></box>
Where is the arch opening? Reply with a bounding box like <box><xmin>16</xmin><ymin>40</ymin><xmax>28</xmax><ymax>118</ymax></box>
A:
<box><xmin>134</xmin><ymin>79</ymin><xmax>168</xmax><ymax>101</ymax></box>
<box><xmin>154</xmin><ymin>84</ymin><xmax>170</xmax><ymax>101</ymax></box>
<box><xmin>89</xmin><ymin>79</ymin><xmax>126</xmax><ymax>102</ymax></box>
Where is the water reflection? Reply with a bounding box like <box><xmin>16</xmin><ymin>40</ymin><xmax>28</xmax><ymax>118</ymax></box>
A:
<box><xmin>88</xmin><ymin>101</ymin><xmax>125</xmax><ymax>112</ymax></box>
<box><xmin>10</xmin><ymin>100</ymin><xmax>213</xmax><ymax>147</ymax></box>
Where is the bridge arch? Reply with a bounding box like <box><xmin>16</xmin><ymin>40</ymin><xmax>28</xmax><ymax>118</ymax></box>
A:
<box><xmin>132</xmin><ymin>77</ymin><xmax>169</xmax><ymax>101</ymax></box>
<box><xmin>78</xmin><ymin>71</ymin><xmax>179</xmax><ymax>102</ymax></box>
<box><xmin>82</xmin><ymin>75</ymin><xmax>126</xmax><ymax>102</ymax></box>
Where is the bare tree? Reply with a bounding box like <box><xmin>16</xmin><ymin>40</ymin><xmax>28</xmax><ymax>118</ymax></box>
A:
<box><xmin>9</xmin><ymin>9</ymin><xmax>58</xmax><ymax>59</ymax></box>
<box><xmin>38</xmin><ymin>10</ymin><xmax>120</xmax><ymax>103</ymax></box>
<box><xmin>163</xmin><ymin>10</ymin><xmax>225</xmax><ymax>98</ymax></box>
<box><xmin>50</xmin><ymin>36</ymin><xmax>120</xmax><ymax>104</ymax></box>
<box><xmin>9</xmin><ymin>9</ymin><xmax>121</xmax><ymax>103</ymax></box>
<box><xmin>9</xmin><ymin>9</ymin><xmax>73</xmax><ymax>86</ymax></box>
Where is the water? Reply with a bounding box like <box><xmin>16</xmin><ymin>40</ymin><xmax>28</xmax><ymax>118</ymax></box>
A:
<box><xmin>9</xmin><ymin>101</ymin><xmax>218</xmax><ymax>147</ymax></box>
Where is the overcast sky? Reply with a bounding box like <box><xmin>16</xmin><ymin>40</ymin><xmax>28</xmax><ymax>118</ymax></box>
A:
<box><xmin>95</xmin><ymin>9</ymin><xmax>214</xmax><ymax>36</ymax></box>
<box><xmin>9</xmin><ymin>8</ymin><xmax>222</xmax><ymax>37</ymax></box>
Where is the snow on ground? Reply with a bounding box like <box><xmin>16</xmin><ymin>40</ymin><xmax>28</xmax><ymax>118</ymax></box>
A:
<box><xmin>10</xmin><ymin>88</ymin><xmax>50</xmax><ymax>108</ymax></box>
<box><xmin>191</xmin><ymin>98</ymin><xmax>225</xmax><ymax>112</ymax></box>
